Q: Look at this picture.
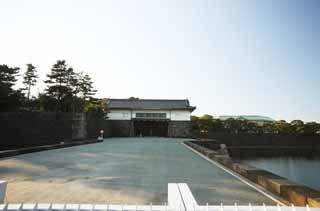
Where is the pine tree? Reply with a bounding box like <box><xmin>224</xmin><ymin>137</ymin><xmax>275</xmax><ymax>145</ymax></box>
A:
<box><xmin>0</xmin><ymin>64</ymin><xmax>22</xmax><ymax>111</ymax></box>
<box><xmin>23</xmin><ymin>64</ymin><xmax>38</xmax><ymax>102</ymax></box>
<box><xmin>72</xmin><ymin>71</ymin><xmax>97</xmax><ymax>112</ymax></box>
<box><xmin>79</xmin><ymin>73</ymin><xmax>96</xmax><ymax>101</ymax></box>
<box><xmin>45</xmin><ymin>60</ymin><xmax>75</xmax><ymax>112</ymax></box>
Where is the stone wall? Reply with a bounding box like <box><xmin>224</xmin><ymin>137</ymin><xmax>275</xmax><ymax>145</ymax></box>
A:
<box><xmin>0</xmin><ymin>112</ymin><xmax>73</xmax><ymax>150</ymax></box>
<box><xmin>106</xmin><ymin>120</ymin><xmax>192</xmax><ymax>138</ymax></box>
<box><xmin>86</xmin><ymin>114</ymin><xmax>111</xmax><ymax>139</ymax></box>
<box><xmin>108</xmin><ymin>120</ymin><xmax>132</xmax><ymax>137</ymax></box>
<box><xmin>0</xmin><ymin>112</ymin><xmax>114</xmax><ymax>150</ymax></box>
<box><xmin>0</xmin><ymin>112</ymin><xmax>193</xmax><ymax>151</ymax></box>
<box><xmin>202</xmin><ymin>132</ymin><xmax>320</xmax><ymax>146</ymax></box>
<box><xmin>184</xmin><ymin>141</ymin><xmax>320</xmax><ymax>207</ymax></box>
<box><xmin>226</xmin><ymin>146</ymin><xmax>320</xmax><ymax>158</ymax></box>
<box><xmin>72</xmin><ymin>113</ymin><xmax>87</xmax><ymax>140</ymax></box>
<box><xmin>0</xmin><ymin>139</ymin><xmax>102</xmax><ymax>158</ymax></box>
<box><xmin>168</xmin><ymin>121</ymin><xmax>191</xmax><ymax>138</ymax></box>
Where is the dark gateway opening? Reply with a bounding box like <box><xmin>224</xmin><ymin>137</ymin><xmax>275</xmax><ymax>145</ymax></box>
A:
<box><xmin>134</xmin><ymin>120</ymin><xmax>168</xmax><ymax>137</ymax></box>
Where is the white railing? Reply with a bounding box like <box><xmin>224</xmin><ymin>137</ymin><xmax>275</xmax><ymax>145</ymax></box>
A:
<box><xmin>0</xmin><ymin>183</ymin><xmax>319</xmax><ymax>211</ymax></box>
<box><xmin>0</xmin><ymin>203</ymin><xmax>317</xmax><ymax>211</ymax></box>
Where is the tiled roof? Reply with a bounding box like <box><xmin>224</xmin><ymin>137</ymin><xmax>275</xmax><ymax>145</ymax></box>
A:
<box><xmin>107</xmin><ymin>99</ymin><xmax>196</xmax><ymax>111</ymax></box>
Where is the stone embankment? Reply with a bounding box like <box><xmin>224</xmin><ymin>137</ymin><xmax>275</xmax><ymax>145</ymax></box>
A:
<box><xmin>184</xmin><ymin>141</ymin><xmax>320</xmax><ymax>207</ymax></box>
<box><xmin>0</xmin><ymin>139</ymin><xmax>102</xmax><ymax>158</ymax></box>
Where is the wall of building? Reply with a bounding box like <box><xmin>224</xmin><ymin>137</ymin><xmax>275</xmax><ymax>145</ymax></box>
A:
<box><xmin>107</xmin><ymin>109</ymin><xmax>192</xmax><ymax>137</ymax></box>
<box><xmin>170</xmin><ymin>110</ymin><xmax>191</xmax><ymax>121</ymax></box>
<box><xmin>107</xmin><ymin>109</ymin><xmax>191</xmax><ymax>121</ymax></box>
<box><xmin>107</xmin><ymin>109</ymin><xmax>132</xmax><ymax>120</ymax></box>
<box><xmin>132</xmin><ymin>109</ymin><xmax>170</xmax><ymax>119</ymax></box>
<box><xmin>107</xmin><ymin>119</ymin><xmax>192</xmax><ymax>137</ymax></box>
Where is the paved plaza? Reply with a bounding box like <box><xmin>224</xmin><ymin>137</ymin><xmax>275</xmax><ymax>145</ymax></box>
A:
<box><xmin>0</xmin><ymin>138</ymin><xmax>275</xmax><ymax>205</ymax></box>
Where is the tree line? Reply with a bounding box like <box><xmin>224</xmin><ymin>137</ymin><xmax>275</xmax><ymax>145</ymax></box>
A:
<box><xmin>0</xmin><ymin>60</ymin><xmax>105</xmax><ymax>116</ymax></box>
<box><xmin>191</xmin><ymin>115</ymin><xmax>320</xmax><ymax>135</ymax></box>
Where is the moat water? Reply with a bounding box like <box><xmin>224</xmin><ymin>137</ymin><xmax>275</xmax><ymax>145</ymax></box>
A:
<box><xmin>242</xmin><ymin>156</ymin><xmax>320</xmax><ymax>191</ymax></box>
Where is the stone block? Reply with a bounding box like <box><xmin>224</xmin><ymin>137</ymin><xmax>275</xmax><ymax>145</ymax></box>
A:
<box><xmin>266</xmin><ymin>179</ymin><xmax>299</xmax><ymax>196</ymax></box>
<box><xmin>72</xmin><ymin>113</ymin><xmax>87</xmax><ymax>140</ymax></box>
<box><xmin>207</xmin><ymin>152</ymin><xmax>219</xmax><ymax>160</ymax></box>
<box><xmin>255</xmin><ymin>172</ymin><xmax>284</xmax><ymax>190</ymax></box>
<box><xmin>308</xmin><ymin>197</ymin><xmax>320</xmax><ymax>207</ymax></box>
<box><xmin>280</xmin><ymin>185</ymin><xmax>320</xmax><ymax>206</ymax></box>
<box><xmin>168</xmin><ymin>121</ymin><xmax>191</xmax><ymax>138</ymax></box>
<box><xmin>213</xmin><ymin>155</ymin><xmax>225</xmax><ymax>162</ymax></box>
<box><xmin>218</xmin><ymin>157</ymin><xmax>234</xmax><ymax>169</ymax></box>
<box><xmin>231</xmin><ymin>163</ymin><xmax>258</xmax><ymax>177</ymax></box>
<box><xmin>203</xmin><ymin>150</ymin><xmax>211</xmax><ymax>156</ymax></box>
<box><xmin>205</xmin><ymin>151</ymin><xmax>215</xmax><ymax>158</ymax></box>
<box><xmin>246</xmin><ymin>170</ymin><xmax>281</xmax><ymax>184</ymax></box>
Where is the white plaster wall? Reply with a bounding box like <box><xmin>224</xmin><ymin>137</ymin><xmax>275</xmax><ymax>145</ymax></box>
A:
<box><xmin>133</xmin><ymin>110</ymin><xmax>191</xmax><ymax>121</ymax></box>
<box><xmin>170</xmin><ymin>110</ymin><xmax>191</xmax><ymax>121</ymax></box>
<box><xmin>107</xmin><ymin>110</ymin><xmax>131</xmax><ymax>120</ymax></box>
<box><xmin>107</xmin><ymin>109</ymin><xmax>191</xmax><ymax>121</ymax></box>
<box><xmin>132</xmin><ymin>110</ymin><xmax>170</xmax><ymax>119</ymax></box>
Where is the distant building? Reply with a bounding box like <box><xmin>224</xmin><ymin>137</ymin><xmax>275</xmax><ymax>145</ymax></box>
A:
<box><xmin>218</xmin><ymin>115</ymin><xmax>275</xmax><ymax>126</ymax></box>
<box><xmin>106</xmin><ymin>98</ymin><xmax>196</xmax><ymax>137</ymax></box>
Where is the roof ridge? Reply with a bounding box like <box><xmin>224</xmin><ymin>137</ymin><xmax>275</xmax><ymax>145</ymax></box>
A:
<box><xmin>109</xmin><ymin>98</ymin><xmax>188</xmax><ymax>101</ymax></box>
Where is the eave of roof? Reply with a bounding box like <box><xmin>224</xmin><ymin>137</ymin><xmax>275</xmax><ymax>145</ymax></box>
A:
<box><xmin>108</xmin><ymin>107</ymin><xmax>196</xmax><ymax>111</ymax></box>
<box><xmin>107</xmin><ymin>98</ymin><xmax>196</xmax><ymax>112</ymax></box>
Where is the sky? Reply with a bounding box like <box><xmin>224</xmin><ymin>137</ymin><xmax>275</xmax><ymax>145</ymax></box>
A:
<box><xmin>1</xmin><ymin>0</ymin><xmax>320</xmax><ymax>122</ymax></box>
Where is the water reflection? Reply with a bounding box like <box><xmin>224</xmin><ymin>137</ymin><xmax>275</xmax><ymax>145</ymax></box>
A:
<box><xmin>242</xmin><ymin>156</ymin><xmax>320</xmax><ymax>191</ymax></box>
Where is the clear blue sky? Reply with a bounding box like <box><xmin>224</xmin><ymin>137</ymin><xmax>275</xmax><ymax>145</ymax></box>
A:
<box><xmin>1</xmin><ymin>0</ymin><xmax>319</xmax><ymax>122</ymax></box>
